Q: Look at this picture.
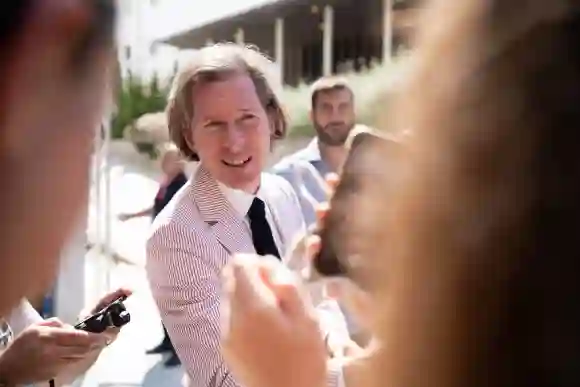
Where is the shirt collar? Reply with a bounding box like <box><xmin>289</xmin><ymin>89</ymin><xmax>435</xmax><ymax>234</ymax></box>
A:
<box><xmin>302</xmin><ymin>137</ymin><xmax>334</xmax><ymax>176</ymax></box>
<box><xmin>217</xmin><ymin>182</ymin><xmax>260</xmax><ymax>219</ymax></box>
<box><xmin>303</xmin><ymin>138</ymin><xmax>322</xmax><ymax>162</ymax></box>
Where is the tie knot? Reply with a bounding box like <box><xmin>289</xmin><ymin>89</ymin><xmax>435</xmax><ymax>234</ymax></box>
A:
<box><xmin>248</xmin><ymin>197</ymin><xmax>266</xmax><ymax>219</ymax></box>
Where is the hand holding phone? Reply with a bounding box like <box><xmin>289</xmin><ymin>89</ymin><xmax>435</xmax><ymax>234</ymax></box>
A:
<box><xmin>74</xmin><ymin>296</ymin><xmax>130</xmax><ymax>333</ymax></box>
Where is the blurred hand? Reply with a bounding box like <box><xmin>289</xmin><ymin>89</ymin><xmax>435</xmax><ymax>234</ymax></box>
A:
<box><xmin>85</xmin><ymin>287</ymin><xmax>133</xmax><ymax>316</ymax></box>
<box><xmin>326</xmin><ymin>333</ymin><xmax>365</xmax><ymax>359</ymax></box>
<box><xmin>117</xmin><ymin>213</ymin><xmax>132</xmax><ymax>222</ymax></box>
<box><xmin>303</xmin><ymin>235</ymin><xmax>366</xmax><ymax>358</ymax></box>
<box><xmin>221</xmin><ymin>254</ymin><xmax>327</xmax><ymax>387</ymax></box>
<box><xmin>0</xmin><ymin>318</ymin><xmax>107</xmax><ymax>385</ymax></box>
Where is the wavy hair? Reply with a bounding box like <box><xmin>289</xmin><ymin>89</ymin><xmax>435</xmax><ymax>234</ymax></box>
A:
<box><xmin>166</xmin><ymin>43</ymin><xmax>288</xmax><ymax>161</ymax></box>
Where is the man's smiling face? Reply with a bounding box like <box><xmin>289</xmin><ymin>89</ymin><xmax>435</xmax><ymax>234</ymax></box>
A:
<box><xmin>189</xmin><ymin>73</ymin><xmax>272</xmax><ymax>193</ymax></box>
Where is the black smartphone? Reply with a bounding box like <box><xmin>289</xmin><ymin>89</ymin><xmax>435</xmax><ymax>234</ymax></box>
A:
<box><xmin>312</xmin><ymin>131</ymin><xmax>403</xmax><ymax>280</ymax></box>
<box><xmin>75</xmin><ymin>295</ymin><xmax>130</xmax><ymax>333</ymax></box>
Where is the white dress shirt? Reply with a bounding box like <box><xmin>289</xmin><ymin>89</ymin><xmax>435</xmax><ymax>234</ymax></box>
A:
<box><xmin>1</xmin><ymin>300</ymin><xmax>45</xmax><ymax>387</ymax></box>
<box><xmin>217</xmin><ymin>182</ymin><xmax>284</xmax><ymax>253</ymax></box>
<box><xmin>7</xmin><ymin>299</ymin><xmax>43</xmax><ymax>337</ymax></box>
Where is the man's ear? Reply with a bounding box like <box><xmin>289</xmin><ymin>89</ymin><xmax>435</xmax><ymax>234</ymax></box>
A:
<box><xmin>266</xmin><ymin>110</ymin><xmax>276</xmax><ymax>135</ymax></box>
<box><xmin>183</xmin><ymin>128</ymin><xmax>196</xmax><ymax>155</ymax></box>
<box><xmin>309</xmin><ymin>110</ymin><xmax>314</xmax><ymax>124</ymax></box>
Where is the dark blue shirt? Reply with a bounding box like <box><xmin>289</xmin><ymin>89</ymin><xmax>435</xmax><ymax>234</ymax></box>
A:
<box><xmin>152</xmin><ymin>172</ymin><xmax>188</xmax><ymax>220</ymax></box>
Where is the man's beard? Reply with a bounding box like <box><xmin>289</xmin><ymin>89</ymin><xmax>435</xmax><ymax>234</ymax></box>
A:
<box><xmin>314</xmin><ymin>122</ymin><xmax>354</xmax><ymax>146</ymax></box>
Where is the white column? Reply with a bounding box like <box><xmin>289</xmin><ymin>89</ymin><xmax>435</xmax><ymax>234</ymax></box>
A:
<box><xmin>54</xmin><ymin>216</ymin><xmax>88</xmax><ymax>324</ymax></box>
<box><xmin>102</xmin><ymin>118</ymin><xmax>113</xmax><ymax>290</ymax></box>
<box><xmin>55</xmin><ymin>115</ymin><xmax>109</xmax><ymax>323</ymax></box>
<box><xmin>274</xmin><ymin>18</ymin><xmax>285</xmax><ymax>84</ymax></box>
<box><xmin>382</xmin><ymin>0</ymin><xmax>393</xmax><ymax>63</ymax></box>
<box><xmin>235</xmin><ymin>28</ymin><xmax>245</xmax><ymax>45</ymax></box>
<box><xmin>322</xmin><ymin>5</ymin><xmax>334</xmax><ymax>76</ymax></box>
<box><xmin>93</xmin><ymin>126</ymin><xmax>102</xmax><ymax>253</ymax></box>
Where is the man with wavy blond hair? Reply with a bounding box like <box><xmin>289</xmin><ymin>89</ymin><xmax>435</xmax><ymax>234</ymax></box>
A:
<box><xmin>146</xmin><ymin>43</ymin><xmax>348</xmax><ymax>387</ymax></box>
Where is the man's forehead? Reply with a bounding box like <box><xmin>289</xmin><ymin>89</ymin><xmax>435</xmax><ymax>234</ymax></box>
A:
<box><xmin>192</xmin><ymin>76</ymin><xmax>260</xmax><ymax>107</ymax></box>
<box><xmin>316</xmin><ymin>88</ymin><xmax>353</xmax><ymax>104</ymax></box>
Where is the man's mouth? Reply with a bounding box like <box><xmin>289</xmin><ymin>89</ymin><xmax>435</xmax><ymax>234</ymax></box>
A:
<box><xmin>221</xmin><ymin>157</ymin><xmax>252</xmax><ymax>167</ymax></box>
<box><xmin>326</xmin><ymin>123</ymin><xmax>346</xmax><ymax>130</ymax></box>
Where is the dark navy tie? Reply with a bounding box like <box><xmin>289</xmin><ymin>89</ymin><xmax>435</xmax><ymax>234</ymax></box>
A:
<box><xmin>247</xmin><ymin>197</ymin><xmax>281</xmax><ymax>259</ymax></box>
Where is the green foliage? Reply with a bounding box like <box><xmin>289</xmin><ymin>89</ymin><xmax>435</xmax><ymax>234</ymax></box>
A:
<box><xmin>111</xmin><ymin>72</ymin><xmax>169</xmax><ymax>139</ymax></box>
<box><xmin>134</xmin><ymin>142</ymin><xmax>158</xmax><ymax>159</ymax></box>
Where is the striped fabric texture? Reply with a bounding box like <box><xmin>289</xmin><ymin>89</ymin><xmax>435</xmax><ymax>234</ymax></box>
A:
<box><xmin>146</xmin><ymin>165</ymin><xmax>344</xmax><ymax>387</ymax></box>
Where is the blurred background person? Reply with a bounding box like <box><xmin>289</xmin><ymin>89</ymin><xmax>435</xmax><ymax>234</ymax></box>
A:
<box><xmin>118</xmin><ymin>142</ymin><xmax>187</xmax><ymax>366</ymax></box>
<box><xmin>272</xmin><ymin>76</ymin><xmax>357</xmax><ymax>226</ymax></box>
<box><xmin>118</xmin><ymin>143</ymin><xmax>187</xmax><ymax>224</ymax></box>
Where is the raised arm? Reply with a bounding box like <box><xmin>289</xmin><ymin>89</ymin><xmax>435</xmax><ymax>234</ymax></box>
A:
<box><xmin>146</xmin><ymin>224</ymin><xmax>239</xmax><ymax>387</ymax></box>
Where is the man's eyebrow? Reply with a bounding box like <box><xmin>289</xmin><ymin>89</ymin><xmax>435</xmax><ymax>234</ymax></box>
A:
<box><xmin>202</xmin><ymin>119</ymin><xmax>225</xmax><ymax>124</ymax></box>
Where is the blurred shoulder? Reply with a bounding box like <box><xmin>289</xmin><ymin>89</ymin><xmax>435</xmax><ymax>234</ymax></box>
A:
<box><xmin>262</xmin><ymin>172</ymin><xmax>297</xmax><ymax>199</ymax></box>
<box><xmin>271</xmin><ymin>141</ymin><xmax>317</xmax><ymax>174</ymax></box>
<box><xmin>147</xmin><ymin>181</ymin><xmax>202</xmax><ymax>247</ymax></box>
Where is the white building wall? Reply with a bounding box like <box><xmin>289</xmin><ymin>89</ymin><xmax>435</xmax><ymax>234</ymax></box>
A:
<box><xmin>117</xmin><ymin>0</ymin><xmax>187</xmax><ymax>82</ymax></box>
<box><xmin>151</xmin><ymin>0</ymin><xmax>281</xmax><ymax>44</ymax></box>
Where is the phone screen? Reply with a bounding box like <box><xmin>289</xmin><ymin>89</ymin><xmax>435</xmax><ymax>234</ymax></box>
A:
<box><xmin>312</xmin><ymin>132</ymin><xmax>401</xmax><ymax>280</ymax></box>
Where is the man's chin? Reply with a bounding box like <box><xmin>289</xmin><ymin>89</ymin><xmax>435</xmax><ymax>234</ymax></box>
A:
<box><xmin>319</xmin><ymin>137</ymin><xmax>348</xmax><ymax>147</ymax></box>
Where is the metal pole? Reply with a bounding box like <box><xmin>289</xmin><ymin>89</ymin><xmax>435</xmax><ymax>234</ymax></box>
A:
<box><xmin>235</xmin><ymin>28</ymin><xmax>244</xmax><ymax>45</ymax></box>
<box><xmin>322</xmin><ymin>5</ymin><xmax>334</xmax><ymax>76</ymax></box>
<box><xmin>275</xmin><ymin>18</ymin><xmax>285</xmax><ymax>84</ymax></box>
<box><xmin>382</xmin><ymin>0</ymin><xmax>393</xmax><ymax>63</ymax></box>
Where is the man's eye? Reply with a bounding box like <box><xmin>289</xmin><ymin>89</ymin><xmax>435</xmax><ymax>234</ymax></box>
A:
<box><xmin>205</xmin><ymin>122</ymin><xmax>224</xmax><ymax>129</ymax></box>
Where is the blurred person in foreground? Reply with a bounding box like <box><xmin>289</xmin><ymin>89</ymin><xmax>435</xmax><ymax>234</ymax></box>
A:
<box><xmin>218</xmin><ymin>1</ymin><xmax>580</xmax><ymax>387</ymax></box>
<box><xmin>146</xmin><ymin>43</ymin><xmax>351</xmax><ymax>387</ymax></box>
<box><xmin>0</xmin><ymin>1</ymin><xmax>128</xmax><ymax>384</ymax></box>
<box><xmin>287</xmin><ymin>126</ymin><xmax>405</xmax><ymax>349</ymax></box>
<box><xmin>0</xmin><ymin>1</ymin><xmax>116</xmax><ymax>318</ymax></box>
<box><xmin>118</xmin><ymin>143</ymin><xmax>187</xmax><ymax>366</ymax></box>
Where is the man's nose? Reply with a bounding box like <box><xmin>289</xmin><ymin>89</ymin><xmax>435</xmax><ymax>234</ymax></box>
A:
<box><xmin>329</xmin><ymin>108</ymin><xmax>343</xmax><ymax>122</ymax></box>
<box><xmin>223</xmin><ymin>125</ymin><xmax>245</xmax><ymax>153</ymax></box>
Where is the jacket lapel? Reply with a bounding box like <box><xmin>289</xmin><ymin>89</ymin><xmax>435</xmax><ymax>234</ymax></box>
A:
<box><xmin>190</xmin><ymin>166</ymin><xmax>255</xmax><ymax>255</ymax></box>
